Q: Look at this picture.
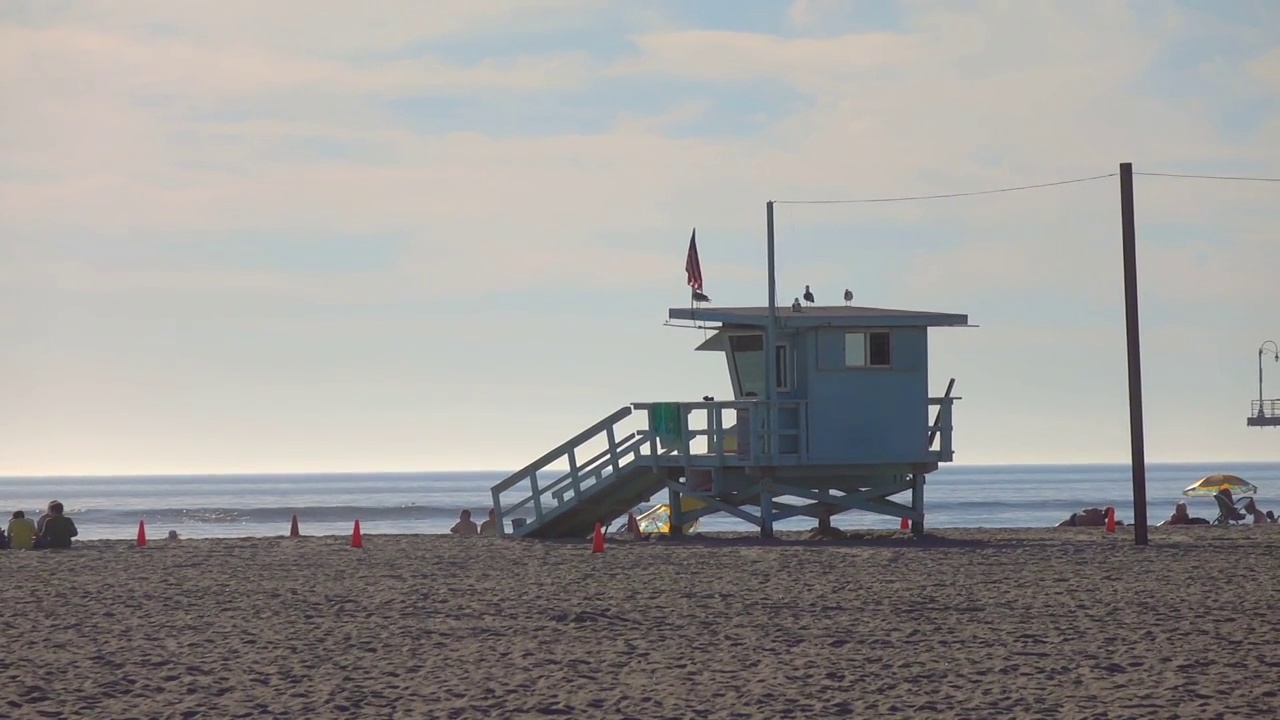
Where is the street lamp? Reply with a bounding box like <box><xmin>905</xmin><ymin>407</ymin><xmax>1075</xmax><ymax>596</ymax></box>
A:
<box><xmin>1253</xmin><ymin>340</ymin><xmax>1280</xmax><ymax>426</ymax></box>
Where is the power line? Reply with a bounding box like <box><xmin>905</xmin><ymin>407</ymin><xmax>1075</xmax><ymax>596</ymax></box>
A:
<box><xmin>1135</xmin><ymin>171</ymin><xmax>1280</xmax><ymax>183</ymax></box>
<box><xmin>773</xmin><ymin>173</ymin><xmax>1117</xmax><ymax>205</ymax></box>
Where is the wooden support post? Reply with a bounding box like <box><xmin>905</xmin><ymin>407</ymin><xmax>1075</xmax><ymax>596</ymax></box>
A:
<box><xmin>911</xmin><ymin>473</ymin><xmax>925</xmax><ymax>537</ymax></box>
<box><xmin>669</xmin><ymin>477</ymin><xmax>685</xmax><ymax>538</ymax></box>
<box><xmin>1119</xmin><ymin>162</ymin><xmax>1150</xmax><ymax>546</ymax></box>
<box><xmin>759</xmin><ymin>474</ymin><xmax>774</xmax><ymax>538</ymax></box>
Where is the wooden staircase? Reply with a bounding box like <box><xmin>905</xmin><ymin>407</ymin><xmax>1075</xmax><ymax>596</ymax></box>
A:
<box><xmin>490</xmin><ymin>407</ymin><xmax>668</xmax><ymax>538</ymax></box>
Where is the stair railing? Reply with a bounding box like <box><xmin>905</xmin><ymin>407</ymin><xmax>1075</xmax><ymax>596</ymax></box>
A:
<box><xmin>491</xmin><ymin>406</ymin><xmax>636</xmax><ymax>536</ymax></box>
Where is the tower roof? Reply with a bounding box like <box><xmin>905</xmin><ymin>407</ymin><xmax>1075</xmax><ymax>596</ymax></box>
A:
<box><xmin>669</xmin><ymin>305</ymin><xmax>970</xmax><ymax>329</ymax></box>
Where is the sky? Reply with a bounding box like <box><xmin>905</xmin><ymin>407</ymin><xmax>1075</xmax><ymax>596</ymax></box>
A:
<box><xmin>2</xmin><ymin>0</ymin><xmax>1279</xmax><ymax>475</ymax></box>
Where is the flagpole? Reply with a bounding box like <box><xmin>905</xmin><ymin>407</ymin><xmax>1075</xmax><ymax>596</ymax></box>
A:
<box><xmin>764</xmin><ymin>201</ymin><xmax>778</xmax><ymax>464</ymax></box>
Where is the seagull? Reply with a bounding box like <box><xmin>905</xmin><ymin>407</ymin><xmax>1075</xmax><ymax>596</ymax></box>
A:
<box><xmin>843</xmin><ymin>288</ymin><xmax>853</xmax><ymax>306</ymax></box>
<box><xmin>803</xmin><ymin>285</ymin><xmax>815</xmax><ymax>306</ymax></box>
<box><xmin>791</xmin><ymin>298</ymin><xmax>803</xmax><ymax>312</ymax></box>
<box><xmin>692</xmin><ymin>289</ymin><xmax>711</xmax><ymax>305</ymax></box>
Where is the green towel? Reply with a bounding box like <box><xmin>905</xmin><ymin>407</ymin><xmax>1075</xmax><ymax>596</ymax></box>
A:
<box><xmin>648</xmin><ymin>403</ymin><xmax>683</xmax><ymax>449</ymax></box>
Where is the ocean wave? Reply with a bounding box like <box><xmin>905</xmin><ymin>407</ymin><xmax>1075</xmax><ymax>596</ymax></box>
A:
<box><xmin>62</xmin><ymin>504</ymin><xmax>531</xmax><ymax>526</ymax></box>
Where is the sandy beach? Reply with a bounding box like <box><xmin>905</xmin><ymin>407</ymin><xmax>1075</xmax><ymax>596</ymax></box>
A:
<box><xmin>2</xmin><ymin>526</ymin><xmax>1277</xmax><ymax>719</ymax></box>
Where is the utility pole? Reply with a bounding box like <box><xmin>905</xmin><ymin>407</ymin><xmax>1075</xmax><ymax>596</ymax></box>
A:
<box><xmin>1119</xmin><ymin>162</ymin><xmax>1149</xmax><ymax>546</ymax></box>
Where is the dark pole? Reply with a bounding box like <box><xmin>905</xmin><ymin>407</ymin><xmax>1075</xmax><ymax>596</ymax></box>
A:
<box><xmin>1120</xmin><ymin>162</ymin><xmax>1149</xmax><ymax>545</ymax></box>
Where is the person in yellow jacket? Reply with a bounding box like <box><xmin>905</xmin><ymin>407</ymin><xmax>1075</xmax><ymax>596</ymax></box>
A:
<box><xmin>7</xmin><ymin>510</ymin><xmax>37</xmax><ymax>550</ymax></box>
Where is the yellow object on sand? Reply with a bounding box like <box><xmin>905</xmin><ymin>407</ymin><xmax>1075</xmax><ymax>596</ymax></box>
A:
<box><xmin>635</xmin><ymin>496</ymin><xmax>705</xmax><ymax>535</ymax></box>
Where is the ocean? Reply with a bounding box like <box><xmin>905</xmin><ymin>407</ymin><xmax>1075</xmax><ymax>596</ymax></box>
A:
<box><xmin>1</xmin><ymin>462</ymin><xmax>1275</xmax><ymax>540</ymax></box>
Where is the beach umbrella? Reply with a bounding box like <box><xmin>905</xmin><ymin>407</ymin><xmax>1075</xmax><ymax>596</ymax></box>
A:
<box><xmin>1182</xmin><ymin>474</ymin><xmax>1258</xmax><ymax>497</ymax></box>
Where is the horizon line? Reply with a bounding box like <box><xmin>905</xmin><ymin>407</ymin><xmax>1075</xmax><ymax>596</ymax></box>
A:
<box><xmin>1</xmin><ymin>459</ymin><xmax>1273</xmax><ymax>480</ymax></box>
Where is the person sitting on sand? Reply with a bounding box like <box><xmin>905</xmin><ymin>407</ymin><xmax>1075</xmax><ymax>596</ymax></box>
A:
<box><xmin>8</xmin><ymin>510</ymin><xmax>37</xmax><ymax>550</ymax></box>
<box><xmin>1159</xmin><ymin>501</ymin><xmax>1209</xmax><ymax>526</ymax></box>
<box><xmin>478</xmin><ymin>508</ymin><xmax>498</xmax><ymax>536</ymax></box>
<box><xmin>39</xmin><ymin>502</ymin><xmax>78</xmax><ymax>549</ymax></box>
<box><xmin>35</xmin><ymin>500</ymin><xmax>58</xmax><ymax>536</ymax></box>
<box><xmin>450</xmin><ymin>509</ymin><xmax>478</xmax><ymax>536</ymax></box>
<box><xmin>1241</xmin><ymin>498</ymin><xmax>1270</xmax><ymax>525</ymax></box>
<box><xmin>1215</xmin><ymin>489</ymin><xmax>1247</xmax><ymax>522</ymax></box>
<box><xmin>1058</xmin><ymin>507</ymin><xmax>1107</xmax><ymax>527</ymax></box>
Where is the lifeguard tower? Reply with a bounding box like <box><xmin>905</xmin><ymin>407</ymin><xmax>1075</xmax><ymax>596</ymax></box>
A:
<box><xmin>491</xmin><ymin>200</ymin><xmax>973</xmax><ymax>538</ymax></box>
<box><xmin>490</xmin><ymin>302</ymin><xmax>972</xmax><ymax>538</ymax></box>
<box><xmin>1247</xmin><ymin>340</ymin><xmax>1279</xmax><ymax>427</ymax></box>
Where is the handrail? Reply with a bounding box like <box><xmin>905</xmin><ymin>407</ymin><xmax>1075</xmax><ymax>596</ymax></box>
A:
<box><xmin>632</xmin><ymin>399</ymin><xmax>807</xmax><ymax>465</ymax></box>
<box><xmin>491</xmin><ymin>406</ymin><xmax>632</xmax><ymax>494</ymax></box>
<box><xmin>1252</xmin><ymin>399</ymin><xmax>1280</xmax><ymax>417</ymax></box>
<box><xmin>540</xmin><ymin>432</ymin><xmax>637</xmax><ymax>499</ymax></box>
<box><xmin>927</xmin><ymin>395</ymin><xmax>959</xmax><ymax>458</ymax></box>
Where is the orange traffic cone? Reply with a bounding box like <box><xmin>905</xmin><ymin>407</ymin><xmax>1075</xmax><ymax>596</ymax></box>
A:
<box><xmin>351</xmin><ymin>519</ymin><xmax>363</xmax><ymax>548</ymax></box>
<box><xmin>899</xmin><ymin>516</ymin><xmax>910</xmax><ymax>531</ymax></box>
<box><xmin>1105</xmin><ymin>507</ymin><xmax>1116</xmax><ymax>533</ymax></box>
<box><xmin>591</xmin><ymin>522</ymin><xmax>605</xmax><ymax>553</ymax></box>
<box><xmin>626</xmin><ymin>512</ymin><xmax>644</xmax><ymax>541</ymax></box>
<box><xmin>289</xmin><ymin>514</ymin><xmax>300</xmax><ymax>538</ymax></box>
<box><xmin>136</xmin><ymin>519</ymin><xmax>147</xmax><ymax>548</ymax></box>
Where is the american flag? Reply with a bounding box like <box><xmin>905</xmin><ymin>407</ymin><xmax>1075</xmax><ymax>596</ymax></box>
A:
<box><xmin>685</xmin><ymin>228</ymin><xmax>703</xmax><ymax>292</ymax></box>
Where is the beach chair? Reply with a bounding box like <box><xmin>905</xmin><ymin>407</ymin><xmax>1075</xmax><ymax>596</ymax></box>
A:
<box><xmin>1212</xmin><ymin>492</ymin><xmax>1248</xmax><ymax>525</ymax></box>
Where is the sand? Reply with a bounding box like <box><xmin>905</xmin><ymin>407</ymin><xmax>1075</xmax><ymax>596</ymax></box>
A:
<box><xmin>2</xmin><ymin>526</ymin><xmax>1278</xmax><ymax>719</ymax></box>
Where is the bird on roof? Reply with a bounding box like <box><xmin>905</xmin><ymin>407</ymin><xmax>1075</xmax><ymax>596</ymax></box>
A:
<box><xmin>803</xmin><ymin>285</ymin><xmax>815</xmax><ymax>306</ymax></box>
<box><xmin>791</xmin><ymin>298</ymin><xmax>803</xmax><ymax>312</ymax></box>
<box><xmin>843</xmin><ymin>288</ymin><xmax>853</xmax><ymax>306</ymax></box>
<box><xmin>691</xmin><ymin>289</ymin><xmax>711</xmax><ymax>305</ymax></box>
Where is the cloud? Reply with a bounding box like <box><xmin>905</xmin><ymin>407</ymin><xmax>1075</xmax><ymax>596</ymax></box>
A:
<box><xmin>4</xmin><ymin>0</ymin><xmax>1276</xmax><ymax>310</ymax></box>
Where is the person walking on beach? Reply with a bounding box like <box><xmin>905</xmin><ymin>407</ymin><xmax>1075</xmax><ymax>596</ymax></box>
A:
<box><xmin>8</xmin><ymin>510</ymin><xmax>37</xmax><ymax>550</ymax></box>
<box><xmin>450</xmin><ymin>510</ymin><xmax>478</xmax><ymax>536</ymax></box>
<box><xmin>39</xmin><ymin>502</ymin><xmax>78</xmax><ymax>549</ymax></box>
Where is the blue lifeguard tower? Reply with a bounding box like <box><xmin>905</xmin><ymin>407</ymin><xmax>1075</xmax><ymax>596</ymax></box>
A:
<box><xmin>491</xmin><ymin>203</ymin><xmax>973</xmax><ymax>538</ymax></box>
<box><xmin>490</xmin><ymin>299</ymin><xmax>972</xmax><ymax>538</ymax></box>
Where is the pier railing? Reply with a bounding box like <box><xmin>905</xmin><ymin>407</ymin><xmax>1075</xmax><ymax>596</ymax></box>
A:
<box><xmin>1248</xmin><ymin>399</ymin><xmax>1280</xmax><ymax>427</ymax></box>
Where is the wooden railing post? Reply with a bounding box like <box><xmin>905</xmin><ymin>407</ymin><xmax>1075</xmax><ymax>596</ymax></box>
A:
<box><xmin>605</xmin><ymin>425</ymin><xmax>621</xmax><ymax>474</ymax></box>
<box><xmin>679</xmin><ymin>406</ymin><xmax>692</xmax><ymax>459</ymax></box>
<box><xmin>712</xmin><ymin>406</ymin><xmax>724</xmax><ymax>460</ymax></box>
<box><xmin>491</xmin><ymin>487</ymin><xmax>506</xmax><ymax>537</ymax></box>
<box><xmin>566</xmin><ymin>447</ymin><xmax>579</xmax><ymax>480</ymax></box>
<box><xmin>530</xmin><ymin>471</ymin><xmax>544</xmax><ymax>520</ymax></box>
<box><xmin>939</xmin><ymin>401</ymin><xmax>954</xmax><ymax>457</ymax></box>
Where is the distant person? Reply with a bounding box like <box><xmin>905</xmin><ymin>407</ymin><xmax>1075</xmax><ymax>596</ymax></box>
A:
<box><xmin>39</xmin><ymin>502</ymin><xmax>78</xmax><ymax>549</ymax></box>
<box><xmin>479</xmin><ymin>508</ymin><xmax>498</xmax><ymax>536</ymax></box>
<box><xmin>1241</xmin><ymin>498</ymin><xmax>1270</xmax><ymax>525</ymax></box>
<box><xmin>1057</xmin><ymin>507</ymin><xmax>1107</xmax><ymax>527</ymax></box>
<box><xmin>35</xmin><ymin>500</ymin><xmax>59</xmax><ymax>536</ymax></box>
<box><xmin>450</xmin><ymin>510</ymin><xmax>478</xmax><ymax>536</ymax></box>
<box><xmin>1160</xmin><ymin>501</ymin><xmax>1208</xmax><ymax>526</ymax></box>
<box><xmin>8</xmin><ymin>510</ymin><xmax>37</xmax><ymax>550</ymax></box>
<box><xmin>1215</xmin><ymin>489</ymin><xmax>1247</xmax><ymax>522</ymax></box>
